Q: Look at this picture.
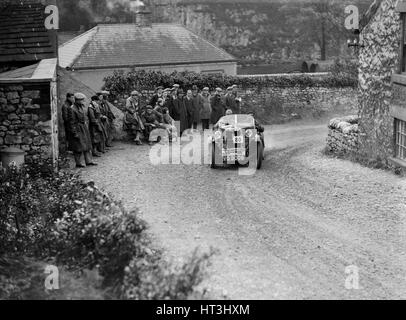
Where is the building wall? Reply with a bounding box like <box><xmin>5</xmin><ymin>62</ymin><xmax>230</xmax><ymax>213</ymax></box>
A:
<box><xmin>70</xmin><ymin>62</ymin><xmax>237</xmax><ymax>91</ymax></box>
<box><xmin>358</xmin><ymin>0</ymin><xmax>400</xmax><ymax>161</ymax></box>
<box><xmin>0</xmin><ymin>82</ymin><xmax>56</xmax><ymax>163</ymax></box>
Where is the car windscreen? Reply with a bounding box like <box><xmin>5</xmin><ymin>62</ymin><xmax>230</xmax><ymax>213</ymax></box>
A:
<box><xmin>218</xmin><ymin>115</ymin><xmax>255</xmax><ymax>127</ymax></box>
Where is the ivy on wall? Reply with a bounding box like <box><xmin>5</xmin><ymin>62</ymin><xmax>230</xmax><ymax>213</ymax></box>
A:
<box><xmin>102</xmin><ymin>69</ymin><xmax>357</xmax><ymax>99</ymax></box>
<box><xmin>358</xmin><ymin>0</ymin><xmax>400</xmax><ymax>163</ymax></box>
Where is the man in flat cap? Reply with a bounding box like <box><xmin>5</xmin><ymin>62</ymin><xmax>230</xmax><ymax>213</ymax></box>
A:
<box><xmin>88</xmin><ymin>95</ymin><xmax>107</xmax><ymax>157</ymax></box>
<box><xmin>200</xmin><ymin>87</ymin><xmax>212</xmax><ymax>130</ymax></box>
<box><xmin>191</xmin><ymin>85</ymin><xmax>203</xmax><ymax>131</ymax></box>
<box><xmin>225</xmin><ymin>84</ymin><xmax>241</xmax><ymax>114</ymax></box>
<box><xmin>210</xmin><ymin>87</ymin><xmax>226</xmax><ymax>125</ymax></box>
<box><xmin>124</xmin><ymin>90</ymin><xmax>145</xmax><ymax>145</ymax></box>
<box><xmin>62</xmin><ymin>92</ymin><xmax>74</xmax><ymax>152</ymax></box>
<box><xmin>172</xmin><ymin>88</ymin><xmax>188</xmax><ymax>135</ymax></box>
<box><xmin>172</xmin><ymin>84</ymin><xmax>180</xmax><ymax>97</ymax></box>
<box><xmin>149</xmin><ymin>86</ymin><xmax>164</xmax><ymax>107</ymax></box>
<box><xmin>68</xmin><ymin>93</ymin><xmax>97</xmax><ymax>168</ymax></box>
<box><xmin>98</xmin><ymin>91</ymin><xmax>116</xmax><ymax>148</ymax></box>
<box><xmin>141</xmin><ymin>105</ymin><xmax>167</xmax><ymax>145</ymax></box>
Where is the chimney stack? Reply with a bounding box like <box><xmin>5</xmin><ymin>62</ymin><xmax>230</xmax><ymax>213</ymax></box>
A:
<box><xmin>130</xmin><ymin>0</ymin><xmax>152</xmax><ymax>27</ymax></box>
<box><xmin>136</xmin><ymin>5</ymin><xmax>152</xmax><ymax>27</ymax></box>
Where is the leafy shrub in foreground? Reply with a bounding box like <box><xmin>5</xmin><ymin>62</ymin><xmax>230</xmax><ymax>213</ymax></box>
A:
<box><xmin>0</xmin><ymin>161</ymin><xmax>213</xmax><ymax>299</ymax></box>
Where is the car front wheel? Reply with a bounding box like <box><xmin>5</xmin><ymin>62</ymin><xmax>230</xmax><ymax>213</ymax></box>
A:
<box><xmin>211</xmin><ymin>142</ymin><xmax>217</xmax><ymax>169</ymax></box>
<box><xmin>257</xmin><ymin>142</ymin><xmax>264</xmax><ymax>170</ymax></box>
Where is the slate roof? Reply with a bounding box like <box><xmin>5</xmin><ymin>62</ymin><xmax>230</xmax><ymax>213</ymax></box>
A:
<box><xmin>0</xmin><ymin>0</ymin><xmax>55</xmax><ymax>63</ymax></box>
<box><xmin>59</xmin><ymin>23</ymin><xmax>237</xmax><ymax>70</ymax></box>
<box><xmin>0</xmin><ymin>58</ymin><xmax>57</xmax><ymax>82</ymax></box>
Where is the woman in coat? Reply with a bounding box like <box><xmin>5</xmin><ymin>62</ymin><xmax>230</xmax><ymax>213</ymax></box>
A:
<box><xmin>210</xmin><ymin>87</ymin><xmax>226</xmax><ymax>125</ymax></box>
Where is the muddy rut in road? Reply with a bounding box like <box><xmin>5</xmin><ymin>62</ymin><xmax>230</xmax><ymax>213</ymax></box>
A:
<box><xmin>81</xmin><ymin>119</ymin><xmax>406</xmax><ymax>300</ymax></box>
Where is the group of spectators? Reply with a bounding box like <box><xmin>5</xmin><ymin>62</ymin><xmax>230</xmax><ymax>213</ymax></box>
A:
<box><xmin>123</xmin><ymin>84</ymin><xmax>242</xmax><ymax>145</ymax></box>
<box><xmin>61</xmin><ymin>84</ymin><xmax>243</xmax><ymax>167</ymax></box>
<box><xmin>62</xmin><ymin>91</ymin><xmax>116</xmax><ymax>168</ymax></box>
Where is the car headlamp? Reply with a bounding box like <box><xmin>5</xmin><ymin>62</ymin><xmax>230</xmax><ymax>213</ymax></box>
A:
<box><xmin>214</xmin><ymin>131</ymin><xmax>222</xmax><ymax>140</ymax></box>
<box><xmin>245</xmin><ymin>129</ymin><xmax>253</xmax><ymax>138</ymax></box>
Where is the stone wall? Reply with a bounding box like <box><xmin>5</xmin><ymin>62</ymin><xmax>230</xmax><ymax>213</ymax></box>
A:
<box><xmin>113</xmin><ymin>83</ymin><xmax>358</xmax><ymax>125</ymax></box>
<box><xmin>326</xmin><ymin>116</ymin><xmax>360</xmax><ymax>155</ymax></box>
<box><xmin>0</xmin><ymin>82</ymin><xmax>54</xmax><ymax>163</ymax></box>
<box><xmin>358</xmin><ymin>0</ymin><xmax>400</xmax><ymax>161</ymax></box>
<box><xmin>238</xmin><ymin>85</ymin><xmax>357</xmax><ymax>123</ymax></box>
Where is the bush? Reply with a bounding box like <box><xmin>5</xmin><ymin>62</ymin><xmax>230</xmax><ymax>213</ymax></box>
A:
<box><xmin>0</xmin><ymin>161</ymin><xmax>212</xmax><ymax>299</ymax></box>
<box><xmin>103</xmin><ymin>69</ymin><xmax>357</xmax><ymax>100</ymax></box>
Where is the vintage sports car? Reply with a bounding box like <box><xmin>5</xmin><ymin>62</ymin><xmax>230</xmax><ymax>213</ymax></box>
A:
<box><xmin>209</xmin><ymin>114</ymin><xmax>265</xmax><ymax>169</ymax></box>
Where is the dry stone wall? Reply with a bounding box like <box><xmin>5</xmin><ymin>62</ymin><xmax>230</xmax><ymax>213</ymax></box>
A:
<box><xmin>0</xmin><ymin>83</ymin><xmax>53</xmax><ymax>162</ymax></box>
<box><xmin>326</xmin><ymin>116</ymin><xmax>360</xmax><ymax>155</ymax></box>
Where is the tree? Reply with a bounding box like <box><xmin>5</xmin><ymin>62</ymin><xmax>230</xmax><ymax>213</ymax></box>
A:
<box><xmin>280</xmin><ymin>0</ymin><xmax>353</xmax><ymax>61</ymax></box>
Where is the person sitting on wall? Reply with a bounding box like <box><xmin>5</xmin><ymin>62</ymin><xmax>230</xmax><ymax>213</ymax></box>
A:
<box><xmin>141</xmin><ymin>105</ymin><xmax>167</xmax><ymax>145</ymax></box>
<box><xmin>161</xmin><ymin>106</ymin><xmax>177</xmax><ymax>143</ymax></box>
<box><xmin>124</xmin><ymin>91</ymin><xmax>145</xmax><ymax>145</ymax></box>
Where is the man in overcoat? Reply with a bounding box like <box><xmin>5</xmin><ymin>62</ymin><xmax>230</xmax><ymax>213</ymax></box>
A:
<box><xmin>98</xmin><ymin>91</ymin><xmax>116</xmax><ymax>147</ymax></box>
<box><xmin>68</xmin><ymin>93</ymin><xmax>97</xmax><ymax>168</ymax></box>
<box><xmin>124</xmin><ymin>91</ymin><xmax>145</xmax><ymax>145</ymax></box>
<box><xmin>88</xmin><ymin>96</ymin><xmax>107</xmax><ymax>156</ymax></box>
<box><xmin>172</xmin><ymin>89</ymin><xmax>188</xmax><ymax>135</ymax></box>
<box><xmin>200</xmin><ymin>87</ymin><xmax>212</xmax><ymax>130</ymax></box>
<box><xmin>210</xmin><ymin>88</ymin><xmax>226</xmax><ymax>125</ymax></box>
<box><xmin>191</xmin><ymin>85</ymin><xmax>203</xmax><ymax>130</ymax></box>
<box><xmin>62</xmin><ymin>92</ymin><xmax>74</xmax><ymax>151</ymax></box>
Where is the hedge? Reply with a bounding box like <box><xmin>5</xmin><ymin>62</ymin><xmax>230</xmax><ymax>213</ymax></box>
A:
<box><xmin>102</xmin><ymin>69</ymin><xmax>357</xmax><ymax>99</ymax></box>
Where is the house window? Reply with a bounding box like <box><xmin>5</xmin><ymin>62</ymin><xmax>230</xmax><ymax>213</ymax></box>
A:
<box><xmin>395</xmin><ymin>118</ymin><xmax>406</xmax><ymax>159</ymax></box>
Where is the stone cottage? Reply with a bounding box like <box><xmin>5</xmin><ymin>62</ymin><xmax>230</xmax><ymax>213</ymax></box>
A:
<box><xmin>357</xmin><ymin>0</ymin><xmax>406</xmax><ymax>167</ymax></box>
<box><xmin>58</xmin><ymin>5</ymin><xmax>237</xmax><ymax>92</ymax></box>
<box><xmin>0</xmin><ymin>59</ymin><xmax>59</xmax><ymax>163</ymax></box>
<box><xmin>0</xmin><ymin>0</ymin><xmax>59</xmax><ymax>163</ymax></box>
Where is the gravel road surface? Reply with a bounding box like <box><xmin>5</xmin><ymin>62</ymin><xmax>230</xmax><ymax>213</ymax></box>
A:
<box><xmin>81</xmin><ymin>120</ymin><xmax>406</xmax><ymax>300</ymax></box>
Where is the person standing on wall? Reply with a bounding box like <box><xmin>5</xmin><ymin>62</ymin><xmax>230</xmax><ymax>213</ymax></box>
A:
<box><xmin>68</xmin><ymin>93</ymin><xmax>97</xmax><ymax>168</ymax></box>
<box><xmin>62</xmin><ymin>92</ymin><xmax>74</xmax><ymax>152</ymax></box>
<box><xmin>200</xmin><ymin>87</ymin><xmax>212</xmax><ymax>130</ymax></box>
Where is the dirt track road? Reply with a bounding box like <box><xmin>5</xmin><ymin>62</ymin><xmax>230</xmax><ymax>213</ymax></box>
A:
<box><xmin>81</xmin><ymin>120</ymin><xmax>406</xmax><ymax>300</ymax></box>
